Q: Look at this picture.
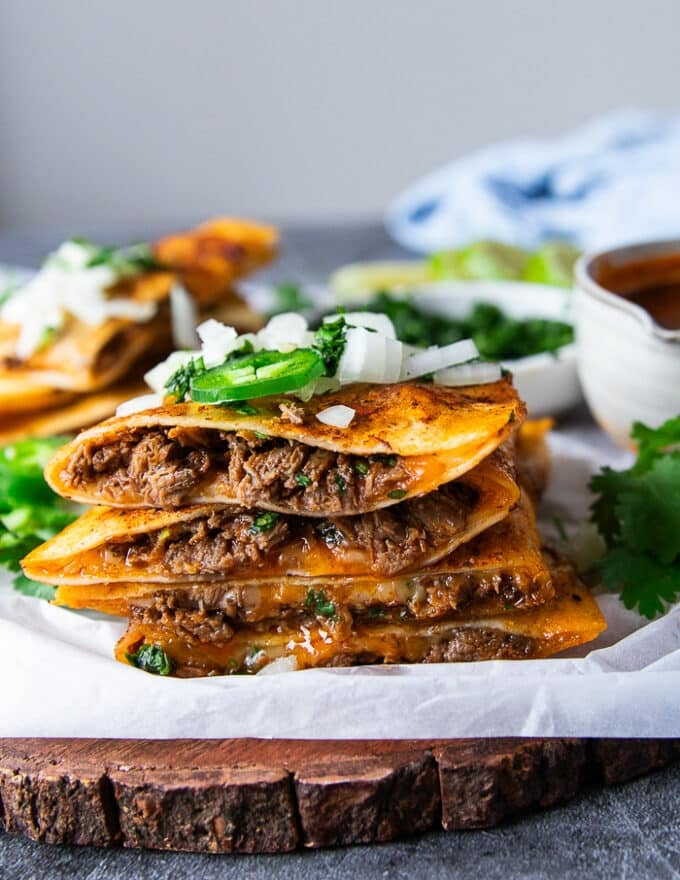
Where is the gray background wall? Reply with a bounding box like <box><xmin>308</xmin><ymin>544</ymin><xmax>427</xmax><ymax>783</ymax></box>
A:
<box><xmin>1</xmin><ymin>0</ymin><xmax>678</xmax><ymax>231</ymax></box>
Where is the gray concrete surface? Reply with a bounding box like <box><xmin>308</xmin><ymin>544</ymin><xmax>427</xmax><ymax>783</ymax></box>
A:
<box><xmin>1</xmin><ymin>222</ymin><xmax>677</xmax><ymax>879</ymax></box>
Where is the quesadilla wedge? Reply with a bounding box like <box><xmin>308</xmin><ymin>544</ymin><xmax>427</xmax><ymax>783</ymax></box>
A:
<box><xmin>45</xmin><ymin>378</ymin><xmax>525</xmax><ymax>513</ymax></box>
<box><xmin>0</xmin><ymin>218</ymin><xmax>277</xmax><ymax>406</ymax></box>
<box><xmin>113</xmin><ymin>557</ymin><xmax>605</xmax><ymax>676</ymax></box>
<box><xmin>24</xmin><ymin>449</ymin><xmax>519</xmax><ymax>585</ymax></box>
<box><xmin>153</xmin><ymin>217</ymin><xmax>279</xmax><ymax>304</ymax></box>
<box><xmin>47</xmin><ymin>491</ymin><xmax>551</xmax><ymax>620</ymax></box>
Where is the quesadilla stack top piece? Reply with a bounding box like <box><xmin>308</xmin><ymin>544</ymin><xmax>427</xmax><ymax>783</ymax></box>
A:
<box><xmin>0</xmin><ymin>218</ymin><xmax>277</xmax><ymax>442</ymax></box>
<box><xmin>22</xmin><ymin>311</ymin><xmax>606</xmax><ymax>677</ymax></box>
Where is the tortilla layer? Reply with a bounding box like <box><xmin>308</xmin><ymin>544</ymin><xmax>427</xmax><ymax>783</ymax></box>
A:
<box><xmin>25</xmin><ymin>453</ymin><xmax>520</xmax><ymax>584</ymax></box>
<box><xmin>45</xmin><ymin>378</ymin><xmax>525</xmax><ymax>512</ymax></box>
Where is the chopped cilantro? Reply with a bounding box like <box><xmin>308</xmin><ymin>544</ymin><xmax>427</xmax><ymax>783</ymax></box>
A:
<box><xmin>226</xmin><ymin>401</ymin><xmax>259</xmax><ymax>416</ymax></box>
<box><xmin>165</xmin><ymin>356</ymin><xmax>206</xmax><ymax>402</ymax></box>
<box><xmin>254</xmin><ymin>431</ymin><xmax>269</xmax><ymax>440</ymax></box>
<box><xmin>126</xmin><ymin>644</ymin><xmax>172</xmax><ymax>675</ymax></box>
<box><xmin>248</xmin><ymin>511</ymin><xmax>280</xmax><ymax>535</ymax></box>
<box><xmin>313</xmin><ymin>317</ymin><xmax>347</xmax><ymax>375</ymax></box>
<box><xmin>367</xmin><ymin>606</ymin><xmax>386</xmax><ymax>619</ymax></box>
<box><xmin>335</xmin><ymin>474</ymin><xmax>347</xmax><ymax>493</ymax></box>
<box><xmin>342</xmin><ymin>293</ymin><xmax>574</xmax><ymax>360</ymax></box>
<box><xmin>305</xmin><ymin>589</ymin><xmax>337</xmax><ymax>619</ymax></box>
<box><xmin>590</xmin><ymin>416</ymin><xmax>680</xmax><ymax>618</ymax></box>
<box><xmin>0</xmin><ymin>437</ymin><xmax>84</xmax><ymax>598</ymax></box>
<box><xmin>371</xmin><ymin>454</ymin><xmax>397</xmax><ymax>468</ymax></box>
<box><xmin>353</xmin><ymin>460</ymin><xmax>369</xmax><ymax>475</ymax></box>
<box><xmin>295</xmin><ymin>472</ymin><xmax>312</xmax><ymax>487</ymax></box>
<box><xmin>388</xmin><ymin>489</ymin><xmax>407</xmax><ymax>500</ymax></box>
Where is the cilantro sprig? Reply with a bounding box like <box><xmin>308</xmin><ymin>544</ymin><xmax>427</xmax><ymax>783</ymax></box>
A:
<box><xmin>0</xmin><ymin>438</ymin><xmax>84</xmax><ymax>598</ymax></box>
<box><xmin>590</xmin><ymin>415</ymin><xmax>680</xmax><ymax>618</ymax></box>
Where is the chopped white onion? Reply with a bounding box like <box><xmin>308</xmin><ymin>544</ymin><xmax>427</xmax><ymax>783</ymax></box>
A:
<box><xmin>144</xmin><ymin>350</ymin><xmax>198</xmax><ymax>393</ymax></box>
<box><xmin>257</xmin><ymin>312</ymin><xmax>309</xmax><ymax>350</ymax></box>
<box><xmin>47</xmin><ymin>239</ymin><xmax>93</xmax><ymax>271</ymax></box>
<box><xmin>403</xmin><ymin>338</ymin><xmax>480</xmax><ymax>379</ymax></box>
<box><xmin>256</xmin><ymin>656</ymin><xmax>299</xmax><ymax>675</ymax></box>
<box><xmin>196</xmin><ymin>318</ymin><xmax>239</xmax><ymax>367</ymax></box>
<box><xmin>1</xmin><ymin>255</ymin><xmax>157</xmax><ymax>360</ymax></box>
<box><xmin>116</xmin><ymin>393</ymin><xmax>164</xmax><ymax>417</ymax></box>
<box><xmin>170</xmin><ymin>283</ymin><xmax>199</xmax><ymax>349</ymax></box>
<box><xmin>325</xmin><ymin>311</ymin><xmax>396</xmax><ymax>339</ymax></box>
<box><xmin>316</xmin><ymin>404</ymin><xmax>356</xmax><ymax>428</ymax></box>
<box><xmin>336</xmin><ymin>326</ymin><xmax>405</xmax><ymax>386</ymax></box>
<box><xmin>433</xmin><ymin>360</ymin><xmax>502</xmax><ymax>386</ymax></box>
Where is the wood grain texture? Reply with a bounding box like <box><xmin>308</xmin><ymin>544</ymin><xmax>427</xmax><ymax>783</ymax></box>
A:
<box><xmin>1</xmin><ymin>738</ymin><xmax>679</xmax><ymax>853</ymax></box>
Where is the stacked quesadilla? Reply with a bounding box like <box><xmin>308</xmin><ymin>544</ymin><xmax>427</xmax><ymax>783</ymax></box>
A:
<box><xmin>0</xmin><ymin>218</ymin><xmax>277</xmax><ymax>443</ymax></box>
<box><xmin>23</xmin><ymin>319</ymin><xmax>606</xmax><ymax>676</ymax></box>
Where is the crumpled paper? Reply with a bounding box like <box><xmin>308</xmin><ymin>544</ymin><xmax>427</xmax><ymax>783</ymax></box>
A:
<box><xmin>2</xmin><ymin>423</ymin><xmax>679</xmax><ymax>739</ymax></box>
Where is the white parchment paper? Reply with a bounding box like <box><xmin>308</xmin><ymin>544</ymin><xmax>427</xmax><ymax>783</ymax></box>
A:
<box><xmin>2</xmin><ymin>423</ymin><xmax>679</xmax><ymax>739</ymax></box>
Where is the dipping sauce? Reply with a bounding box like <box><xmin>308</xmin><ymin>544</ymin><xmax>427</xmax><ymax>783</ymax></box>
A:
<box><xmin>596</xmin><ymin>252</ymin><xmax>680</xmax><ymax>330</ymax></box>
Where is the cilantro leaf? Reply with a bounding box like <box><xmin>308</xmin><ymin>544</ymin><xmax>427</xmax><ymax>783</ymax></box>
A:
<box><xmin>589</xmin><ymin>415</ymin><xmax>680</xmax><ymax>618</ymax></box>
<box><xmin>126</xmin><ymin>644</ymin><xmax>172</xmax><ymax>675</ymax></box>
<box><xmin>313</xmin><ymin>317</ymin><xmax>347</xmax><ymax>375</ymax></box>
<box><xmin>616</xmin><ymin>456</ymin><xmax>680</xmax><ymax>565</ymax></box>
<box><xmin>0</xmin><ymin>438</ymin><xmax>84</xmax><ymax>598</ymax></box>
<box><xmin>631</xmin><ymin>415</ymin><xmax>680</xmax><ymax>474</ymax></box>
<box><xmin>165</xmin><ymin>356</ymin><xmax>206</xmax><ymax>401</ymax></box>
<box><xmin>599</xmin><ymin>548</ymin><xmax>680</xmax><ymax>620</ymax></box>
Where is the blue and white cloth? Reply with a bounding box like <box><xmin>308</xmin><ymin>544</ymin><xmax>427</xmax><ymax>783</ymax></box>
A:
<box><xmin>386</xmin><ymin>109</ymin><xmax>680</xmax><ymax>253</ymax></box>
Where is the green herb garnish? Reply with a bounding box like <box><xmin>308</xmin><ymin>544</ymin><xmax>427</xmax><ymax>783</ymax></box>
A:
<box><xmin>388</xmin><ymin>489</ymin><xmax>407</xmax><ymax>500</ymax></box>
<box><xmin>305</xmin><ymin>589</ymin><xmax>337</xmax><ymax>619</ymax></box>
<box><xmin>125</xmin><ymin>643</ymin><xmax>172</xmax><ymax>675</ymax></box>
<box><xmin>590</xmin><ymin>415</ymin><xmax>680</xmax><ymax>618</ymax></box>
<box><xmin>165</xmin><ymin>356</ymin><xmax>206</xmax><ymax>402</ymax></box>
<box><xmin>227</xmin><ymin>401</ymin><xmax>260</xmax><ymax>416</ymax></box>
<box><xmin>313</xmin><ymin>317</ymin><xmax>347</xmax><ymax>375</ymax></box>
<box><xmin>335</xmin><ymin>474</ymin><xmax>347</xmax><ymax>493</ymax></box>
<box><xmin>354</xmin><ymin>460</ymin><xmax>369</xmax><ymax>475</ymax></box>
<box><xmin>295</xmin><ymin>472</ymin><xmax>312</xmax><ymax>487</ymax></box>
<box><xmin>349</xmin><ymin>293</ymin><xmax>574</xmax><ymax>361</ymax></box>
<box><xmin>248</xmin><ymin>511</ymin><xmax>280</xmax><ymax>535</ymax></box>
<box><xmin>371</xmin><ymin>454</ymin><xmax>397</xmax><ymax>468</ymax></box>
<box><xmin>0</xmin><ymin>438</ymin><xmax>84</xmax><ymax>598</ymax></box>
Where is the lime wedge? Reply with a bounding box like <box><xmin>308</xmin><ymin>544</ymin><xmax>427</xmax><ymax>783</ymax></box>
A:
<box><xmin>430</xmin><ymin>241</ymin><xmax>530</xmax><ymax>281</ymax></box>
<box><xmin>330</xmin><ymin>261</ymin><xmax>431</xmax><ymax>301</ymax></box>
<box><xmin>522</xmin><ymin>241</ymin><xmax>581</xmax><ymax>288</ymax></box>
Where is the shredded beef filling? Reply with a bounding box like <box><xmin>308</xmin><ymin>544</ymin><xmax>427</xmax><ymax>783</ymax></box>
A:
<box><xmin>104</xmin><ymin>481</ymin><xmax>479</xmax><ymax>577</ymax></box>
<box><xmin>62</xmin><ymin>426</ymin><xmax>415</xmax><ymax>512</ymax></box>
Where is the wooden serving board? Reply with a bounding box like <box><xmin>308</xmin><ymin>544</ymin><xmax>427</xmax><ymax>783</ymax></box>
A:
<box><xmin>1</xmin><ymin>737</ymin><xmax>678</xmax><ymax>853</ymax></box>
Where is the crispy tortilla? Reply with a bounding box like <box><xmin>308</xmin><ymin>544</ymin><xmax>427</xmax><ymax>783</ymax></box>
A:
<box><xmin>113</xmin><ymin>559</ymin><xmax>605</xmax><ymax>676</ymax></box>
<box><xmin>0</xmin><ymin>218</ymin><xmax>277</xmax><ymax>403</ymax></box>
<box><xmin>47</xmin><ymin>492</ymin><xmax>550</xmax><ymax>619</ymax></box>
<box><xmin>25</xmin><ymin>452</ymin><xmax>520</xmax><ymax>585</ymax></box>
<box><xmin>0</xmin><ymin>382</ymin><xmax>148</xmax><ymax>446</ymax></box>
<box><xmin>153</xmin><ymin>217</ymin><xmax>279</xmax><ymax>305</ymax></box>
<box><xmin>44</xmin><ymin>378</ymin><xmax>525</xmax><ymax>512</ymax></box>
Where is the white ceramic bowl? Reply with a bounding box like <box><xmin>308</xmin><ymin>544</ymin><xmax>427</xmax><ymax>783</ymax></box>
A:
<box><xmin>575</xmin><ymin>240</ymin><xmax>680</xmax><ymax>449</ymax></box>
